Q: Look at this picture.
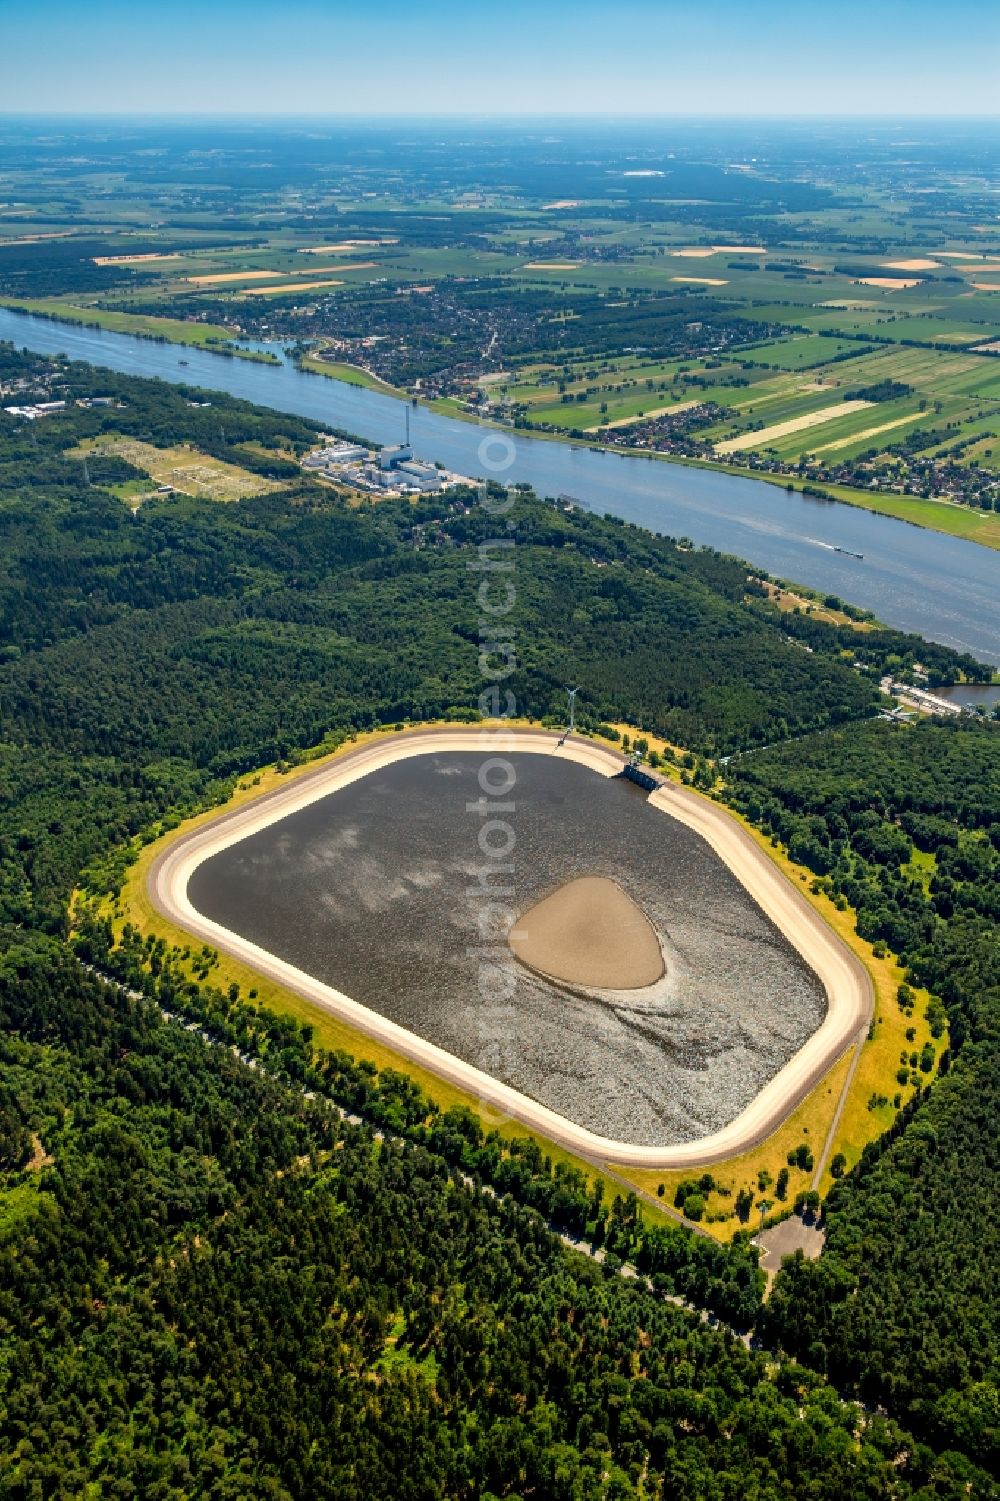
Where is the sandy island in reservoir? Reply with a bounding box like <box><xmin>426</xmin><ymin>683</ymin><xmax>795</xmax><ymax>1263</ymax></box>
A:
<box><xmin>149</xmin><ymin>728</ymin><xmax>872</xmax><ymax>1169</ymax></box>
<box><xmin>509</xmin><ymin>876</ymin><xmax>664</xmax><ymax>990</ymax></box>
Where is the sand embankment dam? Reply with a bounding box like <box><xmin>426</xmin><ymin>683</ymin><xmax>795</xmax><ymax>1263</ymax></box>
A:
<box><xmin>149</xmin><ymin>728</ymin><xmax>872</xmax><ymax>1170</ymax></box>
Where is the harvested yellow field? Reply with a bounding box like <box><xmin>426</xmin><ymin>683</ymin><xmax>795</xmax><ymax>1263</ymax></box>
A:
<box><xmin>924</xmin><ymin>355</ymin><xmax>984</xmax><ymax>378</ymax></box>
<box><xmin>715</xmin><ymin>399</ymin><xmax>874</xmax><ymax>454</ymax></box>
<box><xmin>542</xmin><ymin>199</ymin><xmax>581</xmax><ymax>209</ymax></box>
<box><xmin>240</xmin><ymin>279</ymin><xmax>345</xmax><ymax>295</ymax></box>
<box><xmin>1</xmin><ymin>231</ymin><xmax>76</xmax><ymax>245</ymax></box>
<box><xmin>524</xmin><ymin>261</ymin><xmax>580</xmax><ymax>270</ymax></box>
<box><xmin>820</xmin><ymin>299</ymin><xmax>877</xmax><ymax>309</ymax></box>
<box><xmin>813</xmin><ymin>412</ymin><xmax>923</xmax><ymax>453</ymax></box>
<box><xmin>69</xmin><ymin>437</ymin><xmax>284</xmax><ymax>503</ymax></box>
<box><xmin>299</xmin><ymin>239</ymin><xmax>396</xmax><ymax>253</ymax></box>
<box><xmin>971</xmin><ymin>281</ymin><xmax>1000</xmax><ymax>291</ymax></box>
<box><xmin>188</xmin><ymin>269</ymin><xmax>284</xmax><ymax>285</ymax></box>
<box><xmin>936</xmin><ymin>251</ymin><xmax>984</xmax><ymax>260</ymax></box>
<box><xmin>94</xmin><ymin>251</ymin><xmax>185</xmax><ymax>265</ymax></box>
<box><xmin>670</xmin><ymin>244</ymin><xmax>765</xmax><ymax>259</ymax></box>
<box><xmin>882</xmin><ymin>258</ymin><xmax>941</xmax><ymax>271</ymax></box>
<box><xmin>855</xmin><ymin>276</ymin><xmax>923</xmax><ymax>289</ymax></box>
<box><xmin>973</xmin><ymin>339</ymin><xmax>1000</xmax><ymax>353</ymax></box>
<box><xmin>190</xmin><ymin>265</ymin><xmax>370</xmax><ymax>286</ymax></box>
<box><xmin>587</xmin><ymin>399</ymin><xmax>700</xmax><ymax>432</ymax></box>
<box><xmin>671</xmin><ymin>275</ymin><xmax>728</xmax><ymax>286</ymax></box>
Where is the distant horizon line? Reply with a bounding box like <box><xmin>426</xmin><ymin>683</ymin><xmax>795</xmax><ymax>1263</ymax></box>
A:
<box><xmin>2</xmin><ymin>110</ymin><xmax>1000</xmax><ymax>123</ymax></box>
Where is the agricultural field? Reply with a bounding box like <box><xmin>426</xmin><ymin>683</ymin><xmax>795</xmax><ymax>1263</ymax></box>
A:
<box><xmin>699</xmin><ymin>342</ymin><xmax>1000</xmax><ymax>461</ymax></box>
<box><xmin>1</xmin><ymin>120</ymin><xmax>998</xmax><ymax>542</ymax></box>
<box><xmin>737</xmin><ymin>334</ymin><xmax>863</xmax><ymax>369</ymax></box>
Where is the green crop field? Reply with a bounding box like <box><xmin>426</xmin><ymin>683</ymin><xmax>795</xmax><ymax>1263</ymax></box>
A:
<box><xmin>737</xmin><ymin>335</ymin><xmax>863</xmax><ymax>369</ymax></box>
<box><xmin>2</xmin><ymin>123</ymin><xmax>996</xmax><ymax>549</ymax></box>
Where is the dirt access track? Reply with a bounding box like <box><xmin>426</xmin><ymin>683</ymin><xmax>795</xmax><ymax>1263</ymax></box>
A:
<box><xmin>149</xmin><ymin>727</ymin><xmax>873</xmax><ymax>1170</ymax></box>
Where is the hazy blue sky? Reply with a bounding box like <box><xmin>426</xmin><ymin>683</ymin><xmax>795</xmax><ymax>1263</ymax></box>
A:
<box><xmin>1</xmin><ymin>0</ymin><xmax>998</xmax><ymax>115</ymax></box>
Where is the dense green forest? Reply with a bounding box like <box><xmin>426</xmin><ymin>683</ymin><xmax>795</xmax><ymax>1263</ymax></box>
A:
<box><xmin>0</xmin><ymin>345</ymin><xmax>997</xmax><ymax>1494</ymax></box>
<box><xmin>0</xmin><ymin>238</ymin><xmax>157</xmax><ymax>299</ymax></box>
<box><xmin>0</xmin><ymin>936</ymin><xmax>993</xmax><ymax>1499</ymax></box>
<box><xmin>71</xmin><ymin>911</ymin><xmax>766</xmax><ymax>1335</ymax></box>
<box><xmin>0</xmin><ymin>348</ymin><xmax>981</xmax><ymax>934</ymax></box>
<box><xmin>725</xmin><ymin>722</ymin><xmax>1000</xmax><ymax>1469</ymax></box>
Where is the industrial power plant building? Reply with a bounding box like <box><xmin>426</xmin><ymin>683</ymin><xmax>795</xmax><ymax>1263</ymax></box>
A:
<box><xmin>301</xmin><ymin>437</ymin><xmax>471</xmax><ymax>495</ymax></box>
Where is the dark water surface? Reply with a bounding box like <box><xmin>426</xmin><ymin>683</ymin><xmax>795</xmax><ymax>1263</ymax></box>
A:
<box><xmin>935</xmin><ymin>682</ymin><xmax>1000</xmax><ymax>709</ymax></box>
<box><xmin>189</xmin><ymin>753</ymin><xmax>826</xmax><ymax>1146</ymax></box>
<box><xmin>1</xmin><ymin>306</ymin><xmax>998</xmax><ymax>663</ymax></box>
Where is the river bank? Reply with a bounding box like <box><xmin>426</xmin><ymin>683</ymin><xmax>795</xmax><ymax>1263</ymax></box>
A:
<box><xmin>2</xmin><ymin>303</ymin><xmax>997</xmax><ymax>662</ymax></box>
<box><xmin>0</xmin><ymin>296</ymin><xmax>280</xmax><ymax>363</ymax></box>
<box><xmin>34</xmin><ymin>300</ymin><xmax>995</xmax><ymax>550</ymax></box>
<box><xmin>409</xmin><ymin>384</ymin><xmax>1000</xmax><ymax>553</ymax></box>
<box><xmin>7</xmin><ymin>298</ymin><xmax>995</xmax><ymax>547</ymax></box>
